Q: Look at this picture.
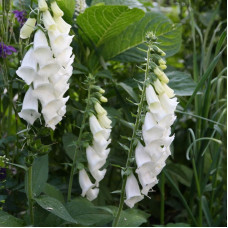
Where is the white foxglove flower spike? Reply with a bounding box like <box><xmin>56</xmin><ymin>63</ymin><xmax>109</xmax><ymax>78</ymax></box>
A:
<box><xmin>18</xmin><ymin>87</ymin><xmax>41</xmax><ymax>125</ymax></box>
<box><xmin>16</xmin><ymin>48</ymin><xmax>37</xmax><ymax>85</ymax></box>
<box><xmin>124</xmin><ymin>173</ymin><xmax>144</xmax><ymax>208</ymax></box>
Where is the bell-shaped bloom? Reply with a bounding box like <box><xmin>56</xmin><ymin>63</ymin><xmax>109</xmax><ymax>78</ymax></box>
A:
<box><xmin>159</xmin><ymin>93</ymin><xmax>178</xmax><ymax>114</ymax></box>
<box><xmin>51</xmin><ymin>1</ymin><xmax>64</xmax><ymax>17</ymax></box>
<box><xmin>54</xmin><ymin>16</ymin><xmax>71</xmax><ymax>34</ymax></box>
<box><xmin>98</xmin><ymin>114</ymin><xmax>112</xmax><ymax>129</ymax></box>
<box><xmin>32</xmin><ymin>84</ymin><xmax>55</xmax><ymax>106</ymax></box>
<box><xmin>54</xmin><ymin>82</ymin><xmax>69</xmax><ymax>98</ymax></box>
<box><xmin>124</xmin><ymin>173</ymin><xmax>144</xmax><ymax>208</ymax></box>
<box><xmin>143</xmin><ymin>112</ymin><xmax>157</xmax><ymax>131</ymax></box>
<box><xmin>79</xmin><ymin>169</ymin><xmax>95</xmax><ymax>197</ymax></box>
<box><xmin>38</xmin><ymin>0</ymin><xmax>48</xmax><ymax>11</ymax></box>
<box><xmin>162</xmin><ymin>83</ymin><xmax>175</xmax><ymax>98</ymax></box>
<box><xmin>33</xmin><ymin>30</ymin><xmax>53</xmax><ymax>66</ymax></box>
<box><xmin>89</xmin><ymin>168</ymin><xmax>107</xmax><ymax>183</ymax></box>
<box><xmin>86</xmin><ymin>146</ymin><xmax>106</xmax><ymax>171</ymax></box>
<box><xmin>144</xmin><ymin>140</ymin><xmax>165</xmax><ymax>162</ymax></box>
<box><xmin>92</xmin><ymin>137</ymin><xmax>111</xmax><ymax>154</ymax></box>
<box><xmin>33</xmin><ymin>76</ymin><xmax>49</xmax><ymax>89</ymax></box>
<box><xmin>154</xmin><ymin>67</ymin><xmax>169</xmax><ymax>83</ymax></box>
<box><xmin>89</xmin><ymin>115</ymin><xmax>110</xmax><ymax>140</ymax></box>
<box><xmin>16</xmin><ymin>48</ymin><xmax>37</xmax><ymax>85</ymax></box>
<box><xmin>58</xmin><ymin>105</ymin><xmax>66</xmax><ymax>117</ymax></box>
<box><xmin>153</xmin><ymin>79</ymin><xmax>164</xmax><ymax>95</ymax></box>
<box><xmin>18</xmin><ymin>87</ymin><xmax>41</xmax><ymax>125</ymax></box>
<box><xmin>146</xmin><ymin>85</ymin><xmax>162</xmax><ymax>113</ymax></box>
<box><xmin>20</xmin><ymin>18</ymin><xmax>36</xmax><ymax>39</ymax></box>
<box><xmin>45</xmin><ymin>114</ymin><xmax>62</xmax><ymax>130</ymax></box>
<box><xmin>135</xmin><ymin>142</ymin><xmax>152</xmax><ymax>168</ymax></box>
<box><xmin>94</xmin><ymin>102</ymin><xmax>107</xmax><ymax>115</ymax></box>
<box><xmin>86</xmin><ymin>188</ymin><xmax>99</xmax><ymax>201</ymax></box>
<box><xmin>38</xmin><ymin>59</ymin><xmax>61</xmax><ymax>77</ymax></box>
<box><xmin>43</xmin><ymin>10</ymin><xmax>57</xmax><ymax>31</ymax></box>
<box><xmin>158</xmin><ymin>113</ymin><xmax>176</xmax><ymax>128</ymax></box>
<box><xmin>142</xmin><ymin>124</ymin><xmax>164</xmax><ymax>145</ymax></box>
<box><xmin>55</xmin><ymin>47</ymin><xmax>73</xmax><ymax>67</ymax></box>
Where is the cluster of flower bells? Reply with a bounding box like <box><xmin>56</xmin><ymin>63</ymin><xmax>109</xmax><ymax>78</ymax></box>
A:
<box><xmin>124</xmin><ymin>48</ymin><xmax>178</xmax><ymax>208</ymax></box>
<box><xmin>17</xmin><ymin>0</ymin><xmax>74</xmax><ymax>130</ymax></box>
<box><xmin>79</xmin><ymin>102</ymin><xmax>112</xmax><ymax>201</ymax></box>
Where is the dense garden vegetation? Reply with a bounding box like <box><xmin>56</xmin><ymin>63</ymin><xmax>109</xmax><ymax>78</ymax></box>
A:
<box><xmin>0</xmin><ymin>0</ymin><xmax>227</xmax><ymax>226</ymax></box>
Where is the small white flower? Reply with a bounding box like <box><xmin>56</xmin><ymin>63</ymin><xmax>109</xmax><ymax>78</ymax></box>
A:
<box><xmin>142</xmin><ymin>124</ymin><xmax>164</xmax><ymax>145</ymax></box>
<box><xmin>146</xmin><ymin>85</ymin><xmax>162</xmax><ymax>113</ymax></box>
<box><xmin>86</xmin><ymin>146</ymin><xmax>106</xmax><ymax>172</ymax></box>
<box><xmin>16</xmin><ymin>48</ymin><xmax>37</xmax><ymax>85</ymax></box>
<box><xmin>79</xmin><ymin>169</ymin><xmax>95</xmax><ymax>197</ymax></box>
<box><xmin>51</xmin><ymin>1</ymin><xmax>64</xmax><ymax>17</ymax></box>
<box><xmin>18</xmin><ymin>87</ymin><xmax>41</xmax><ymax>125</ymax></box>
<box><xmin>124</xmin><ymin>173</ymin><xmax>144</xmax><ymax>208</ymax></box>
<box><xmin>89</xmin><ymin>168</ymin><xmax>107</xmax><ymax>184</ymax></box>
<box><xmin>162</xmin><ymin>83</ymin><xmax>175</xmax><ymax>98</ymax></box>
<box><xmin>54</xmin><ymin>16</ymin><xmax>71</xmax><ymax>34</ymax></box>
<box><xmin>20</xmin><ymin>18</ymin><xmax>36</xmax><ymax>39</ymax></box>
<box><xmin>94</xmin><ymin>102</ymin><xmax>107</xmax><ymax>115</ymax></box>
<box><xmin>144</xmin><ymin>141</ymin><xmax>165</xmax><ymax>162</ymax></box>
<box><xmin>159</xmin><ymin>93</ymin><xmax>178</xmax><ymax>114</ymax></box>
<box><xmin>55</xmin><ymin>47</ymin><xmax>73</xmax><ymax>67</ymax></box>
<box><xmin>154</xmin><ymin>67</ymin><xmax>169</xmax><ymax>83</ymax></box>
<box><xmin>33</xmin><ymin>30</ymin><xmax>53</xmax><ymax>66</ymax></box>
<box><xmin>92</xmin><ymin>137</ymin><xmax>111</xmax><ymax>154</ymax></box>
<box><xmin>43</xmin><ymin>10</ymin><xmax>57</xmax><ymax>31</ymax></box>
<box><xmin>33</xmin><ymin>76</ymin><xmax>49</xmax><ymax>89</ymax></box>
<box><xmin>45</xmin><ymin>115</ymin><xmax>62</xmax><ymax>130</ymax></box>
<box><xmin>38</xmin><ymin>59</ymin><xmax>61</xmax><ymax>77</ymax></box>
<box><xmin>86</xmin><ymin>188</ymin><xmax>99</xmax><ymax>201</ymax></box>
<box><xmin>38</xmin><ymin>0</ymin><xmax>48</xmax><ymax>11</ymax></box>
<box><xmin>153</xmin><ymin>79</ymin><xmax>164</xmax><ymax>95</ymax></box>
<box><xmin>135</xmin><ymin>142</ymin><xmax>152</xmax><ymax>168</ymax></box>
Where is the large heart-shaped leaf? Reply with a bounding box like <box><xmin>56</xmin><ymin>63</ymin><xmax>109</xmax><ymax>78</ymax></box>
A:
<box><xmin>0</xmin><ymin>211</ymin><xmax>24</xmax><ymax>227</ymax></box>
<box><xmin>77</xmin><ymin>5</ymin><xmax>145</xmax><ymax>47</ymax></box>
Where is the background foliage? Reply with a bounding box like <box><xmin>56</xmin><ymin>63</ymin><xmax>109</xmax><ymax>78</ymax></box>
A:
<box><xmin>0</xmin><ymin>0</ymin><xmax>227</xmax><ymax>227</ymax></box>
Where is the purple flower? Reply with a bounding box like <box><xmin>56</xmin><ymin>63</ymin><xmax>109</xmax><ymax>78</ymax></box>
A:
<box><xmin>0</xmin><ymin>42</ymin><xmax>17</xmax><ymax>58</ymax></box>
<box><xmin>13</xmin><ymin>10</ymin><xmax>27</xmax><ymax>26</ymax></box>
<box><xmin>0</xmin><ymin>168</ymin><xmax>6</xmax><ymax>181</ymax></box>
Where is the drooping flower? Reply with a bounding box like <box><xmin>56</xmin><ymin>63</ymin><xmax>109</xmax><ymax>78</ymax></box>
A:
<box><xmin>38</xmin><ymin>0</ymin><xmax>48</xmax><ymax>12</ymax></box>
<box><xmin>20</xmin><ymin>18</ymin><xmax>36</xmax><ymax>39</ymax></box>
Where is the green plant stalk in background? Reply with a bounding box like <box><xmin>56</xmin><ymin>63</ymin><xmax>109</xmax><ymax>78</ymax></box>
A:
<box><xmin>27</xmin><ymin>165</ymin><xmax>34</xmax><ymax>225</ymax></box>
<box><xmin>113</xmin><ymin>47</ymin><xmax>150</xmax><ymax>227</ymax></box>
<box><xmin>67</xmin><ymin>75</ymin><xmax>94</xmax><ymax>202</ymax></box>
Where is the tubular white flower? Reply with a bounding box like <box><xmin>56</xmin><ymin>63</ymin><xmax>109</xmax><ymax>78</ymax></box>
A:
<box><xmin>33</xmin><ymin>76</ymin><xmax>49</xmax><ymax>89</ymax></box>
<box><xmin>16</xmin><ymin>48</ymin><xmax>37</xmax><ymax>85</ymax></box>
<box><xmin>135</xmin><ymin>142</ymin><xmax>152</xmax><ymax>168</ymax></box>
<box><xmin>55</xmin><ymin>47</ymin><xmax>73</xmax><ymax>67</ymax></box>
<box><xmin>162</xmin><ymin>82</ymin><xmax>175</xmax><ymax>98</ymax></box>
<box><xmin>54</xmin><ymin>16</ymin><xmax>71</xmax><ymax>34</ymax></box>
<box><xmin>43</xmin><ymin>10</ymin><xmax>57</xmax><ymax>31</ymax></box>
<box><xmin>79</xmin><ymin>169</ymin><xmax>95</xmax><ymax>197</ymax></box>
<box><xmin>144</xmin><ymin>141</ymin><xmax>165</xmax><ymax>162</ymax></box>
<box><xmin>86</xmin><ymin>146</ymin><xmax>106</xmax><ymax>172</ymax></box>
<box><xmin>94</xmin><ymin>102</ymin><xmax>107</xmax><ymax>115</ymax></box>
<box><xmin>33</xmin><ymin>30</ymin><xmax>53</xmax><ymax>66</ymax></box>
<box><xmin>20</xmin><ymin>18</ymin><xmax>36</xmax><ymax>39</ymax></box>
<box><xmin>38</xmin><ymin>0</ymin><xmax>48</xmax><ymax>11</ymax></box>
<box><xmin>45</xmin><ymin>115</ymin><xmax>62</xmax><ymax>130</ymax></box>
<box><xmin>86</xmin><ymin>188</ymin><xmax>99</xmax><ymax>201</ymax></box>
<box><xmin>97</xmin><ymin>114</ymin><xmax>112</xmax><ymax>129</ymax></box>
<box><xmin>142</xmin><ymin>124</ymin><xmax>164</xmax><ymax>145</ymax></box>
<box><xmin>158</xmin><ymin>114</ymin><xmax>176</xmax><ymax>128</ymax></box>
<box><xmin>159</xmin><ymin>93</ymin><xmax>178</xmax><ymax>114</ymax></box>
<box><xmin>18</xmin><ymin>87</ymin><xmax>41</xmax><ymax>125</ymax></box>
<box><xmin>38</xmin><ymin>59</ymin><xmax>61</xmax><ymax>77</ymax></box>
<box><xmin>154</xmin><ymin>79</ymin><xmax>164</xmax><ymax>95</ymax></box>
<box><xmin>89</xmin><ymin>168</ymin><xmax>107</xmax><ymax>183</ymax></box>
<box><xmin>124</xmin><ymin>173</ymin><xmax>144</xmax><ymax>208</ymax></box>
<box><xmin>51</xmin><ymin>1</ymin><xmax>64</xmax><ymax>17</ymax></box>
<box><xmin>146</xmin><ymin>85</ymin><xmax>162</xmax><ymax>113</ymax></box>
<box><xmin>92</xmin><ymin>137</ymin><xmax>111</xmax><ymax>153</ymax></box>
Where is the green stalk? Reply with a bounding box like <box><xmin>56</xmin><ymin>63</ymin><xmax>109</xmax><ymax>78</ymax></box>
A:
<box><xmin>27</xmin><ymin>166</ymin><xmax>34</xmax><ymax>225</ymax></box>
<box><xmin>67</xmin><ymin>78</ymin><xmax>93</xmax><ymax>202</ymax></box>
<box><xmin>160</xmin><ymin>172</ymin><xmax>165</xmax><ymax>225</ymax></box>
<box><xmin>113</xmin><ymin>49</ymin><xmax>150</xmax><ymax>227</ymax></box>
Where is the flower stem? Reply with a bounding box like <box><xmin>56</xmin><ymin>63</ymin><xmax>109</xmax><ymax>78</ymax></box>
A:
<box><xmin>113</xmin><ymin>49</ymin><xmax>150</xmax><ymax>227</ymax></box>
<box><xmin>27</xmin><ymin>165</ymin><xmax>34</xmax><ymax>225</ymax></box>
<box><xmin>160</xmin><ymin>172</ymin><xmax>165</xmax><ymax>225</ymax></box>
<box><xmin>67</xmin><ymin>76</ymin><xmax>93</xmax><ymax>202</ymax></box>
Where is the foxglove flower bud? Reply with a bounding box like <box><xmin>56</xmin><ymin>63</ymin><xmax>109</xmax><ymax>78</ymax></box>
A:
<box><xmin>100</xmin><ymin>96</ymin><xmax>108</xmax><ymax>103</ymax></box>
<box><xmin>38</xmin><ymin>0</ymin><xmax>48</xmax><ymax>11</ymax></box>
<box><xmin>20</xmin><ymin>18</ymin><xmax>36</xmax><ymax>39</ymax></box>
<box><xmin>18</xmin><ymin>87</ymin><xmax>41</xmax><ymax>125</ymax></box>
<box><xmin>124</xmin><ymin>173</ymin><xmax>144</xmax><ymax>208</ymax></box>
<box><xmin>51</xmin><ymin>1</ymin><xmax>64</xmax><ymax>17</ymax></box>
<box><xmin>43</xmin><ymin>10</ymin><xmax>57</xmax><ymax>31</ymax></box>
<box><xmin>145</xmin><ymin>85</ymin><xmax>162</xmax><ymax>113</ymax></box>
<box><xmin>154</xmin><ymin>79</ymin><xmax>164</xmax><ymax>95</ymax></box>
<box><xmin>154</xmin><ymin>67</ymin><xmax>169</xmax><ymax>83</ymax></box>
<box><xmin>95</xmin><ymin>102</ymin><xmax>107</xmax><ymax>115</ymax></box>
<box><xmin>162</xmin><ymin>83</ymin><xmax>175</xmax><ymax>98</ymax></box>
<box><xmin>98</xmin><ymin>114</ymin><xmax>112</xmax><ymax>129</ymax></box>
<box><xmin>54</xmin><ymin>16</ymin><xmax>71</xmax><ymax>34</ymax></box>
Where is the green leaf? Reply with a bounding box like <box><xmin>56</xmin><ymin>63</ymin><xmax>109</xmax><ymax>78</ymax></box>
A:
<box><xmin>77</xmin><ymin>5</ymin><xmax>145</xmax><ymax>47</ymax></box>
<box><xmin>166</xmin><ymin>163</ymin><xmax>193</xmax><ymax>187</ymax></box>
<box><xmin>56</xmin><ymin>0</ymin><xmax>76</xmax><ymax>23</ymax></box>
<box><xmin>35</xmin><ymin>195</ymin><xmax>77</xmax><ymax>224</ymax></box>
<box><xmin>201</xmin><ymin>196</ymin><xmax>212</xmax><ymax>226</ymax></box>
<box><xmin>118</xmin><ymin>82</ymin><xmax>139</xmax><ymax>102</ymax></box>
<box><xmin>62</xmin><ymin>133</ymin><xmax>77</xmax><ymax>160</ymax></box>
<box><xmin>0</xmin><ymin>211</ymin><xmax>24</xmax><ymax>227</ymax></box>
<box><xmin>100</xmin><ymin>12</ymin><xmax>182</xmax><ymax>60</ymax></box>
<box><xmin>91</xmin><ymin>0</ymin><xmax>146</xmax><ymax>11</ymax></box>
<box><xmin>117</xmin><ymin>209</ymin><xmax>150</xmax><ymax>227</ymax></box>
<box><xmin>165</xmin><ymin>223</ymin><xmax>191</xmax><ymax>227</ymax></box>
<box><xmin>167</xmin><ymin>71</ymin><xmax>197</xmax><ymax>96</ymax></box>
<box><xmin>43</xmin><ymin>183</ymin><xmax>65</xmax><ymax>203</ymax></box>
<box><xmin>66</xmin><ymin>197</ymin><xmax>113</xmax><ymax>226</ymax></box>
<box><xmin>25</xmin><ymin>155</ymin><xmax>48</xmax><ymax>197</ymax></box>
